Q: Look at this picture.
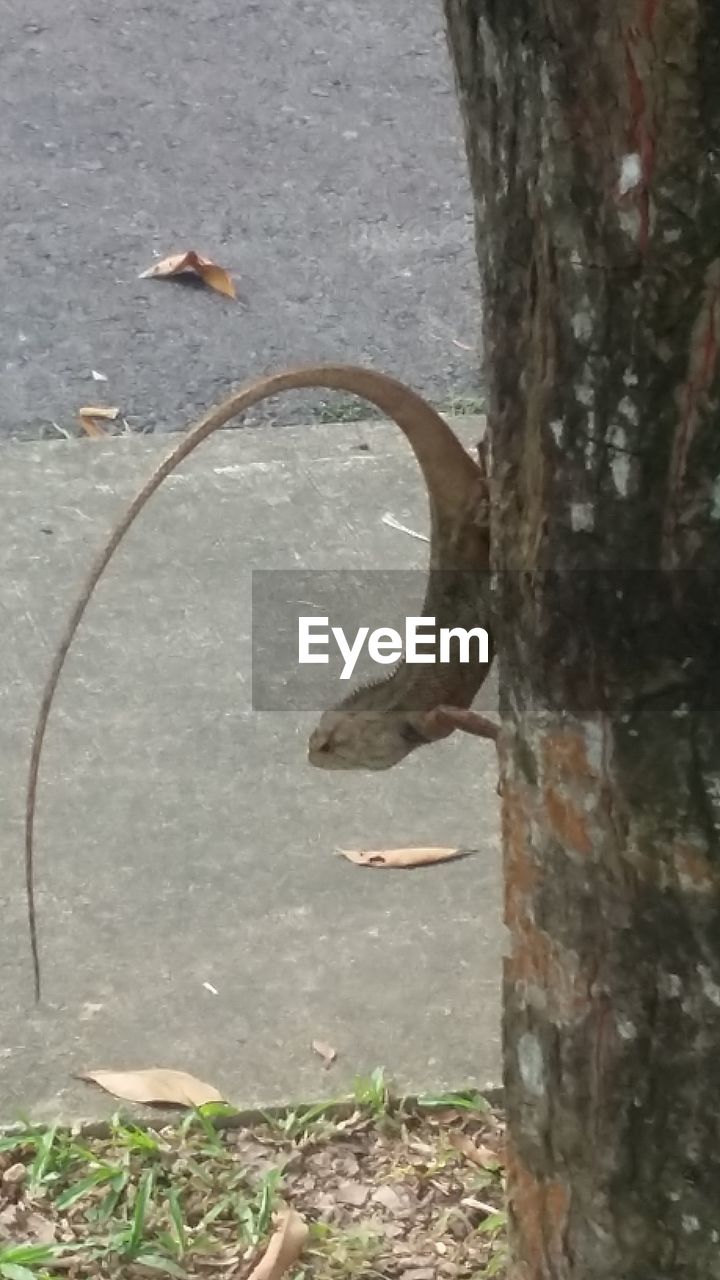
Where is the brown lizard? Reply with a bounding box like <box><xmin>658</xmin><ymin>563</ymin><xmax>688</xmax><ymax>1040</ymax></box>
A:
<box><xmin>307</xmin><ymin>525</ymin><xmax>497</xmax><ymax>767</ymax></box>
<box><xmin>25</xmin><ymin>364</ymin><xmax>497</xmax><ymax>1000</ymax></box>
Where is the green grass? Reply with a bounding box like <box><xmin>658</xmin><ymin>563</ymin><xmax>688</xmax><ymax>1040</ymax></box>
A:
<box><xmin>441</xmin><ymin>392</ymin><xmax>487</xmax><ymax>417</ymax></box>
<box><xmin>0</xmin><ymin>1111</ymin><xmax>286</xmax><ymax>1277</ymax></box>
<box><xmin>0</xmin><ymin>1084</ymin><xmax>506</xmax><ymax>1279</ymax></box>
<box><xmin>311</xmin><ymin>391</ymin><xmax>487</xmax><ymax>425</ymax></box>
<box><xmin>314</xmin><ymin>400</ymin><xmax>382</xmax><ymax>424</ymax></box>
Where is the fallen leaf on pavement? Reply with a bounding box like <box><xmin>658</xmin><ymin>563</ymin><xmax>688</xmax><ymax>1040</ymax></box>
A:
<box><xmin>77</xmin><ymin>419</ymin><xmax>107</xmax><ymax>438</ymax></box>
<box><xmin>78</xmin><ymin>1068</ymin><xmax>225</xmax><ymax>1106</ymax></box>
<box><xmin>312</xmin><ymin>1040</ymin><xmax>337</xmax><ymax>1068</ymax></box>
<box><xmin>78</xmin><ymin>405</ymin><xmax>119</xmax><ymax>438</ymax></box>
<box><xmin>246</xmin><ymin>1208</ymin><xmax>308</xmax><ymax>1280</ymax></box>
<box><xmin>338</xmin><ymin>846</ymin><xmax>470</xmax><ymax>869</ymax></box>
<box><xmin>139</xmin><ymin>250</ymin><xmax>236</xmax><ymax>298</ymax></box>
<box><xmin>449</xmin><ymin>1131</ymin><xmax>503</xmax><ymax>1169</ymax></box>
<box><xmin>78</xmin><ymin>405</ymin><xmax>119</xmax><ymax>419</ymax></box>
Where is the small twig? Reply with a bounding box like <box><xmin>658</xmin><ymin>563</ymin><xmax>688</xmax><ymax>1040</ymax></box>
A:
<box><xmin>381</xmin><ymin>513</ymin><xmax>429</xmax><ymax>543</ymax></box>
<box><xmin>461</xmin><ymin>1196</ymin><xmax>499</xmax><ymax>1215</ymax></box>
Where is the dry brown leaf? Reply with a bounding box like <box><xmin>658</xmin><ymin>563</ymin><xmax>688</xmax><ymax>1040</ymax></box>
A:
<box><xmin>77</xmin><ymin>404</ymin><xmax>119</xmax><ymax>440</ymax></box>
<box><xmin>77</xmin><ymin>418</ymin><xmax>107</xmax><ymax>438</ymax></box>
<box><xmin>139</xmin><ymin>250</ymin><xmax>236</xmax><ymax>298</ymax></box>
<box><xmin>78</xmin><ymin>1067</ymin><xmax>224</xmax><ymax>1106</ymax></box>
<box><xmin>448</xmin><ymin>1132</ymin><xmax>503</xmax><ymax>1169</ymax></box>
<box><xmin>336</xmin><ymin>1181</ymin><xmax>370</xmax><ymax>1207</ymax></box>
<box><xmin>22</xmin><ymin>1211</ymin><xmax>57</xmax><ymax>1244</ymax></box>
<box><xmin>78</xmin><ymin>405</ymin><xmax>120</xmax><ymax>419</ymax></box>
<box><xmin>312</xmin><ymin>1039</ymin><xmax>337</xmax><ymax>1068</ymax></box>
<box><xmin>246</xmin><ymin>1208</ymin><xmax>308</xmax><ymax>1280</ymax></box>
<box><xmin>1</xmin><ymin>1163</ymin><xmax>26</xmax><ymax>1186</ymax></box>
<box><xmin>77</xmin><ymin>405</ymin><xmax>120</xmax><ymax>438</ymax></box>
<box><xmin>372</xmin><ymin>1183</ymin><xmax>405</xmax><ymax>1213</ymax></box>
<box><xmin>338</xmin><ymin>846</ymin><xmax>468</xmax><ymax>869</ymax></box>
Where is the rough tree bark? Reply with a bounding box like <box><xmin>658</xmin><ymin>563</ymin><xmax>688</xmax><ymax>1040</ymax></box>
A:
<box><xmin>443</xmin><ymin>2</ymin><xmax>720</xmax><ymax>1275</ymax></box>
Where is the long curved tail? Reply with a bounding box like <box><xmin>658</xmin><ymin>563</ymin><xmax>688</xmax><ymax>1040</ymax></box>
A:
<box><xmin>25</xmin><ymin>364</ymin><xmax>483</xmax><ymax>1000</ymax></box>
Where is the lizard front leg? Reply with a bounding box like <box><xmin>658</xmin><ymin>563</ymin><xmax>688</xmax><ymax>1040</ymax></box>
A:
<box><xmin>411</xmin><ymin>705</ymin><xmax>502</xmax><ymax>795</ymax></box>
<box><xmin>414</xmin><ymin>705</ymin><xmax>499</xmax><ymax>742</ymax></box>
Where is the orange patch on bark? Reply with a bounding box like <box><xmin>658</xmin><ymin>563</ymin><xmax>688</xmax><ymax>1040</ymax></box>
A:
<box><xmin>506</xmin><ymin>1143</ymin><xmax>570</xmax><ymax>1278</ymax></box>
<box><xmin>542</xmin><ymin>730</ymin><xmax>595</xmax><ymax>781</ymax></box>
<box><xmin>544</xmin><ymin>785</ymin><xmax>592</xmax><ymax>855</ymax></box>
<box><xmin>505</xmin><ymin>920</ymin><xmax>552</xmax><ymax>987</ymax></box>
<box><xmin>506</xmin><ymin>919</ymin><xmax>589</xmax><ymax>1022</ymax></box>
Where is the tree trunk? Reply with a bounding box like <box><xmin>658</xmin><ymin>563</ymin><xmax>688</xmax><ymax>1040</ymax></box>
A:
<box><xmin>443</xmin><ymin>2</ymin><xmax>720</xmax><ymax>1275</ymax></box>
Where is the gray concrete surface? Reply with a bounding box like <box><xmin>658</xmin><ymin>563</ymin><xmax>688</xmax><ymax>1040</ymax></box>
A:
<box><xmin>0</xmin><ymin>416</ymin><xmax>502</xmax><ymax>1123</ymax></box>
<box><xmin>0</xmin><ymin>0</ymin><xmax>481</xmax><ymax>441</ymax></box>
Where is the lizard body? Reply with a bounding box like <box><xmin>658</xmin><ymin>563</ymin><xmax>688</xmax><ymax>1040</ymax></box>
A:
<box><xmin>26</xmin><ymin>365</ymin><xmax>495</xmax><ymax>999</ymax></box>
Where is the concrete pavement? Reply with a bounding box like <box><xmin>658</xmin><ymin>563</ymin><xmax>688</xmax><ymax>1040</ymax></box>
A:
<box><xmin>0</xmin><ymin>413</ymin><xmax>502</xmax><ymax>1123</ymax></box>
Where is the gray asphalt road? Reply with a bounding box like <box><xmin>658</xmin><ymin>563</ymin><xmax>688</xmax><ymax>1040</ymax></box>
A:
<box><xmin>0</xmin><ymin>0</ymin><xmax>481</xmax><ymax>440</ymax></box>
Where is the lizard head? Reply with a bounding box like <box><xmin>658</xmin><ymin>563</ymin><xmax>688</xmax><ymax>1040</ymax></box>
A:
<box><xmin>307</xmin><ymin>708</ymin><xmax>433</xmax><ymax>770</ymax></box>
